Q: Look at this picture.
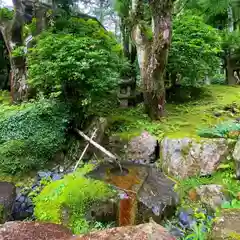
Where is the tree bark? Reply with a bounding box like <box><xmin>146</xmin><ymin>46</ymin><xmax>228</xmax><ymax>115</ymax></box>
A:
<box><xmin>131</xmin><ymin>0</ymin><xmax>174</xmax><ymax>119</ymax></box>
<box><xmin>0</xmin><ymin>0</ymin><xmax>28</xmax><ymax>103</ymax></box>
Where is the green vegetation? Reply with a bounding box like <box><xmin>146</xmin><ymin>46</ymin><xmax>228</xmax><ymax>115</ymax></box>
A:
<box><xmin>0</xmin><ymin>0</ymin><xmax>240</xmax><ymax>239</ymax></box>
<box><xmin>0</xmin><ymin>99</ymin><xmax>69</xmax><ymax>174</ymax></box>
<box><xmin>168</xmin><ymin>12</ymin><xmax>222</xmax><ymax>86</ymax></box>
<box><xmin>0</xmin><ymin>7</ymin><xmax>13</xmax><ymax>21</ymax></box>
<box><xmin>27</xmin><ymin>17</ymin><xmax>128</xmax><ymax>120</ymax></box>
<box><xmin>34</xmin><ymin>164</ymin><xmax>117</xmax><ymax>234</ymax></box>
<box><xmin>175</xmin><ymin>166</ymin><xmax>240</xmax><ymax>201</ymax></box>
<box><xmin>108</xmin><ymin>85</ymin><xmax>240</xmax><ymax>140</ymax></box>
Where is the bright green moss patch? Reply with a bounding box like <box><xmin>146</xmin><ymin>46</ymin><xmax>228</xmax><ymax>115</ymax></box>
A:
<box><xmin>108</xmin><ymin>85</ymin><xmax>240</xmax><ymax>139</ymax></box>
<box><xmin>34</xmin><ymin>164</ymin><xmax>117</xmax><ymax>234</ymax></box>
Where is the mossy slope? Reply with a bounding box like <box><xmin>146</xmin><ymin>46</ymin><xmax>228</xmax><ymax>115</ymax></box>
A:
<box><xmin>109</xmin><ymin>85</ymin><xmax>240</xmax><ymax>140</ymax></box>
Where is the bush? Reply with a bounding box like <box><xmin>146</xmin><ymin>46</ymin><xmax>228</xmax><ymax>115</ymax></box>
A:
<box><xmin>198</xmin><ymin>120</ymin><xmax>240</xmax><ymax>139</ymax></box>
<box><xmin>27</xmin><ymin>17</ymin><xmax>128</xmax><ymax>120</ymax></box>
<box><xmin>34</xmin><ymin>164</ymin><xmax>116</xmax><ymax>234</ymax></box>
<box><xmin>167</xmin><ymin>12</ymin><xmax>222</xmax><ymax>86</ymax></box>
<box><xmin>211</xmin><ymin>73</ymin><xmax>225</xmax><ymax>85</ymax></box>
<box><xmin>0</xmin><ymin>99</ymin><xmax>69</xmax><ymax>174</ymax></box>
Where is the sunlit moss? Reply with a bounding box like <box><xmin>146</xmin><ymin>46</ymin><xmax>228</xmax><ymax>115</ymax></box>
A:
<box><xmin>34</xmin><ymin>164</ymin><xmax>117</xmax><ymax>234</ymax></box>
<box><xmin>108</xmin><ymin>85</ymin><xmax>240</xmax><ymax>140</ymax></box>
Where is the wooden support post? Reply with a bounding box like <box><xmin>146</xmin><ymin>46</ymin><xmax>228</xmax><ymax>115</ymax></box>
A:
<box><xmin>75</xmin><ymin>128</ymin><xmax>117</xmax><ymax>162</ymax></box>
<box><xmin>74</xmin><ymin>128</ymin><xmax>98</xmax><ymax>171</ymax></box>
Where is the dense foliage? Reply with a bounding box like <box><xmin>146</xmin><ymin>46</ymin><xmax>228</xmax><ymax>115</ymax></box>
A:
<box><xmin>0</xmin><ymin>7</ymin><xmax>13</xmax><ymax>21</ymax></box>
<box><xmin>167</xmin><ymin>13</ymin><xmax>222</xmax><ymax>86</ymax></box>
<box><xmin>34</xmin><ymin>164</ymin><xmax>116</xmax><ymax>234</ymax></box>
<box><xmin>27</xmin><ymin>17</ymin><xmax>127</xmax><ymax>120</ymax></box>
<box><xmin>0</xmin><ymin>99</ymin><xmax>69</xmax><ymax>174</ymax></box>
<box><xmin>198</xmin><ymin>120</ymin><xmax>240</xmax><ymax>138</ymax></box>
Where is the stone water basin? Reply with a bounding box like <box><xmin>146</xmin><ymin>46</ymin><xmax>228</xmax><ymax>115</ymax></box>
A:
<box><xmin>87</xmin><ymin>162</ymin><xmax>179</xmax><ymax>226</ymax></box>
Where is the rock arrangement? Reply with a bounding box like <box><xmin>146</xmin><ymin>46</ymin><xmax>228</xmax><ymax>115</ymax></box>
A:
<box><xmin>0</xmin><ymin>131</ymin><xmax>239</xmax><ymax>239</ymax></box>
<box><xmin>12</xmin><ymin>166</ymin><xmax>71</xmax><ymax>221</ymax></box>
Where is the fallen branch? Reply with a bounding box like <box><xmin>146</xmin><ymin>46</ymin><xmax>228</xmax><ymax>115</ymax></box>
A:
<box><xmin>74</xmin><ymin>128</ymin><xmax>98</xmax><ymax>171</ymax></box>
<box><xmin>75</xmin><ymin>128</ymin><xmax>117</xmax><ymax>162</ymax></box>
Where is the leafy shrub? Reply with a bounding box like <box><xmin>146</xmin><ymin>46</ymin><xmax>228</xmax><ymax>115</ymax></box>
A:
<box><xmin>12</xmin><ymin>46</ymin><xmax>26</xmax><ymax>57</ymax></box>
<box><xmin>167</xmin><ymin>12</ymin><xmax>222</xmax><ymax>86</ymax></box>
<box><xmin>34</xmin><ymin>164</ymin><xmax>116</xmax><ymax>234</ymax></box>
<box><xmin>0</xmin><ymin>99</ymin><xmax>69</xmax><ymax>174</ymax></box>
<box><xmin>211</xmin><ymin>73</ymin><xmax>225</xmax><ymax>85</ymax></box>
<box><xmin>198</xmin><ymin>120</ymin><xmax>240</xmax><ymax>139</ymax></box>
<box><xmin>0</xmin><ymin>7</ymin><xmax>13</xmax><ymax>21</ymax></box>
<box><xmin>222</xmin><ymin>199</ymin><xmax>240</xmax><ymax>209</ymax></box>
<box><xmin>27</xmin><ymin>17</ymin><xmax>128</xmax><ymax>120</ymax></box>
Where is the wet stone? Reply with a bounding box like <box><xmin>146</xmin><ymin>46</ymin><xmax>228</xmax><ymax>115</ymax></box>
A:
<box><xmin>52</xmin><ymin>173</ymin><xmax>62</xmax><ymax>181</ymax></box>
<box><xmin>37</xmin><ymin>171</ymin><xmax>52</xmax><ymax>180</ymax></box>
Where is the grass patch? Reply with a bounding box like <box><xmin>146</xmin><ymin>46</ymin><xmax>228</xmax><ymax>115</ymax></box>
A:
<box><xmin>175</xmin><ymin>163</ymin><xmax>240</xmax><ymax>202</ymax></box>
<box><xmin>108</xmin><ymin>85</ymin><xmax>240</xmax><ymax>139</ymax></box>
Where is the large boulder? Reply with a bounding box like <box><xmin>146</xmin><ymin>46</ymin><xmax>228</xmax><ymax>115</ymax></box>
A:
<box><xmin>0</xmin><ymin>221</ymin><xmax>73</xmax><ymax>240</ymax></box>
<box><xmin>233</xmin><ymin>139</ymin><xmax>240</xmax><ymax>179</ymax></box>
<box><xmin>210</xmin><ymin>209</ymin><xmax>240</xmax><ymax>239</ymax></box>
<box><xmin>161</xmin><ymin>138</ymin><xmax>232</xmax><ymax>179</ymax></box>
<box><xmin>127</xmin><ymin>131</ymin><xmax>158</xmax><ymax>164</ymax></box>
<box><xmin>88</xmin><ymin>162</ymin><xmax>178</xmax><ymax>224</ymax></box>
<box><xmin>0</xmin><ymin>182</ymin><xmax>16</xmax><ymax>223</ymax></box>
<box><xmin>70</xmin><ymin>222</ymin><xmax>176</xmax><ymax>240</ymax></box>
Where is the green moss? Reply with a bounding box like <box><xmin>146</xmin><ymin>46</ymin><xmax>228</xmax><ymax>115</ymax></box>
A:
<box><xmin>228</xmin><ymin>231</ymin><xmax>240</xmax><ymax>240</ymax></box>
<box><xmin>181</xmin><ymin>143</ymin><xmax>192</xmax><ymax>157</ymax></box>
<box><xmin>108</xmin><ymin>85</ymin><xmax>240</xmax><ymax>139</ymax></box>
<box><xmin>34</xmin><ymin>164</ymin><xmax>117</xmax><ymax>234</ymax></box>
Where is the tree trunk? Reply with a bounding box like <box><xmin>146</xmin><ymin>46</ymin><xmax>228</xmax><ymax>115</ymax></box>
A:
<box><xmin>10</xmin><ymin>56</ymin><xmax>27</xmax><ymax>102</ymax></box>
<box><xmin>0</xmin><ymin>0</ymin><xmax>28</xmax><ymax>103</ymax></box>
<box><xmin>131</xmin><ymin>0</ymin><xmax>173</xmax><ymax>119</ymax></box>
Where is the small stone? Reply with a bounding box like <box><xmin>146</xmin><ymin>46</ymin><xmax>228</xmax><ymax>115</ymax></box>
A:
<box><xmin>26</xmin><ymin>206</ymin><xmax>34</xmax><ymax>214</ymax></box>
<box><xmin>213</xmin><ymin>112</ymin><xmax>222</xmax><ymax>117</ymax></box>
<box><xmin>127</xmin><ymin>131</ymin><xmax>158</xmax><ymax>164</ymax></box>
<box><xmin>169</xmin><ymin>227</ymin><xmax>184</xmax><ymax>238</ymax></box>
<box><xmin>25</xmin><ymin>197</ymin><xmax>33</xmax><ymax>207</ymax></box>
<box><xmin>188</xmin><ymin>189</ymin><xmax>197</xmax><ymax>201</ymax></box>
<box><xmin>195</xmin><ymin>184</ymin><xmax>227</xmax><ymax>210</ymax></box>
<box><xmin>51</xmin><ymin>173</ymin><xmax>62</xmax><ymax>181</ymax></box>
<box><xmin>37</xmin><ymin>171</ymin><xmax>52</xmax><ymax>180</ymax></box>
<box><xmin>17</xmin><ymin>195</ymin><xmax>25</xmax><ymax>204</ymax></box>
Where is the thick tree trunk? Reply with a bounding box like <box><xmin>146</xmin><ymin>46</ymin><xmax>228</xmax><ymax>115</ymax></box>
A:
<box><xmin>131</xmin><ymin>0</ymin><xmax>173</xmax><ymax>119</ymax></box>
<box><xmin>10</xmin><ymin>56</ymin><xmax>27</xmax><ymax>102</ymax></box>
<box><xmin>0</xmin><ymin>0</ymin><xmax>28</xmax><ymax>103</ymax></box>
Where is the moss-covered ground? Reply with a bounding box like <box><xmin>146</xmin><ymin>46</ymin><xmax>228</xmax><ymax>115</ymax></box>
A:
<box><xmin>108</xmin><ymin>85</ymin><xmax>240</xmax><ymax>140</ymax></box>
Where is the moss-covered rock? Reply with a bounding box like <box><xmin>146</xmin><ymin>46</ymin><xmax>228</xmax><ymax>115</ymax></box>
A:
<box><xmin>210</xmin><ymin>209</ymin><xmax>240</xmax><ymax>240</ymax></box>
<box><xmin>161</xmin><ymin>137</ymin><xmax>234</xmax><ymax>179</ymax></box>
<box><xmin>34</xmin><ymin>164</ymin><xmax>117</xmax><ymax>234</ymax></box>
